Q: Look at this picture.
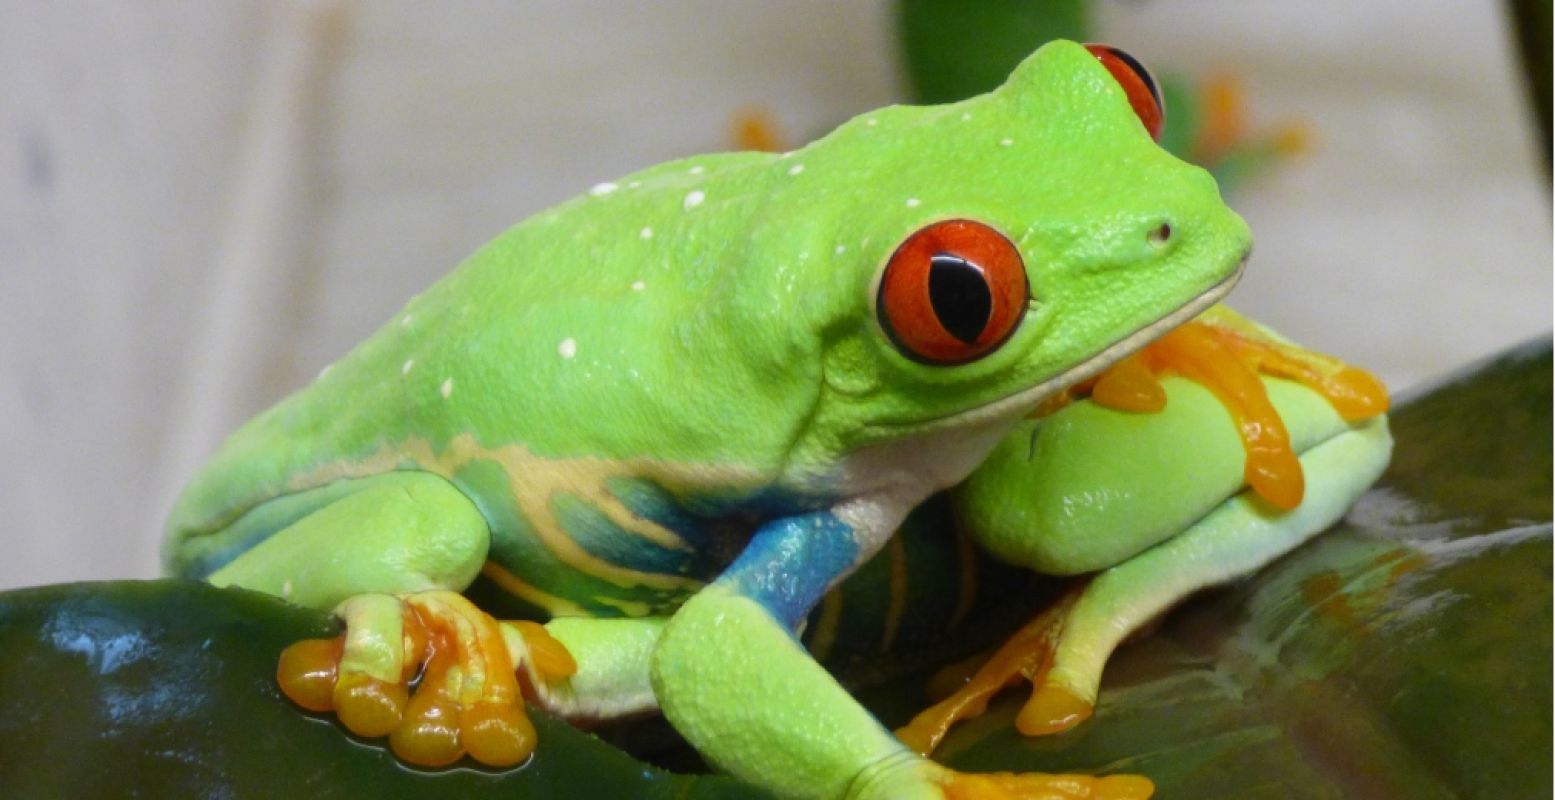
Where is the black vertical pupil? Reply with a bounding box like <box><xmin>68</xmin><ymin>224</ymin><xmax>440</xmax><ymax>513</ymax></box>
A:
<box><xmin>928</xmin><ymin>253</ymin><xmax>992</xmax><ymax>344</ymax></box>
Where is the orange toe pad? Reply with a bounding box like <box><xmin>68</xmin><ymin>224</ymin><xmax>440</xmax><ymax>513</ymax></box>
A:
<box><xmin>276</xmin><ymin>592</ymin><xmax>570</xmax><ymax>769</ymax></box>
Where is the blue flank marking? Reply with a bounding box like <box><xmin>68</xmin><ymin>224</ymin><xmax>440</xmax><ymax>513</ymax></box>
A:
<box><xmin>605</xmin><ymin>476</ymin><xmax>718</xmax><ymax>554</ymax></box>
<box><xmin>551</xmin><ymin>492</ymin><xmax>698</xmax><ymax>576</ymax></box>
<box><xmin>454</xmin><ymin>460</ymin><xmax>686</xmax><ymax>616</ymax></box>
<box><xmin>717</xmin><ymin>511</ymin><xmax>860</xmax><ymax>630</ymax></box>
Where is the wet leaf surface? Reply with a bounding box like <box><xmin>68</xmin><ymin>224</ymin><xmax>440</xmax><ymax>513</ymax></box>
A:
<box><xmin>0</xmin><ymin>581</ymin><xmax>756</xmax><ymax>799</ymax></box>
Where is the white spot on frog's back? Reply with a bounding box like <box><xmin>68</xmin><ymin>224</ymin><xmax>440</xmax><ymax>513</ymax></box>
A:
<box><xmin>400</xmin><ymin>314</ymin><xmax>414</xmax><ymax>328</ymax></box>
<box><xmin>558</xmin><ymin>337</ymin><xmax>578</xmax><ymax>359</ymax></box>
<box><xmin>684</xmin><ymin>190</ymin><xmax>705</xmax><ymax>210</ymax></box>
<box><xmin>787</xmin><ymin>163</ymin><xmax>805</xmax><ymax>176</ymax></box>
<box><xmin>631</xmin><ymin>280</ymin><xmax>646</xmax><ymax>292</ymax></box>
<box><xmin>1000</xmin><ymin>138</ymin><xmax>1014</xmax><ymax>147</ymax></box>
<box><xmin>402</xmin><ymin>359</ymin><xmax>415</xmax><ymax>375</ymax></box>
<box><xmin>905</xmin><ymin>197</ymin><xmax>921</xmax><ymax>208</ymax></box>
<box><xmin>440</xmin><ymin>378</ymin><xmax>454</xmax><ymax>399</ymax></box>
<box><xmin>834</xmin><ymin>244</ymin><xmax>847</xmax><ymax>256</ymax></box>
<box><xmin>590</xmin><ymin>182</ymin><xmax>618</xmax><ymax>196</ymax></box>
<box><xmin>640</xmin><ymin>226</ymin><xmax>653</xmax><ymax>240</ymax></box>
<box><xmin>688</xmin><ymin>165</ymin><xmax>705</xmax><ymax>175</ymax></box>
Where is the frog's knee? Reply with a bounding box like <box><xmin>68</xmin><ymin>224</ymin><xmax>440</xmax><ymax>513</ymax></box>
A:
<box><xmin>209</xmin><ymin>471</ymin><xmax>490</xmax><ymax>607</ymax></box>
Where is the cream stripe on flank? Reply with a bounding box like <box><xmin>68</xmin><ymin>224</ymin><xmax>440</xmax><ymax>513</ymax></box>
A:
<box><xmin>949</xmin><ymin>525</ymin><xmax>980</xmax><ymax>630</ymax></box>
<box><xmin>880</xmin><ymin>535</ymin><xmax>909</xmax><ymax>652</ymax></box>
<box><xmin>806</xmin><ymin>590</ymin><xmax>845</xmax><ymax>663</ymax></box>
<box><xmin>480</xmin><ymin>561</ymin><xmax>588</xmax><ymax>617</ymax></box>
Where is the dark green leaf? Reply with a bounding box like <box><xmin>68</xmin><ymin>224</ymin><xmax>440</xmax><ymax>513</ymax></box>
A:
<box><xmin>0</xmin><ymin>581</ymin><xmax>764</xmax><ymax>799</ymax></box>
<box><xmin>895</xmin><ymin>0</ymin><xmax>1090</xmax><ymax>105</ymax></box>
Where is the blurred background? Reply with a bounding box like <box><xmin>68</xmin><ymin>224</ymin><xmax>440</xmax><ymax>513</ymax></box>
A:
<box><xmin>1</xmin><ymin>0</ymin><xmax>1548</xmax><ymax>591</ymax></box>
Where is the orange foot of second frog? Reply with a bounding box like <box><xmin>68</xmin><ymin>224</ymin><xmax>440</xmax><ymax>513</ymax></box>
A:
<box><xmin>276</xmin><ymin>591</ymin><xmax>575</xmax><ymax>768</ymax></box>
<box><xmin>942</xmin><ymin>769</ymin><xmax>1153</xmax><ymax>800</ymax></box>
<box><xmin>897</xmin><ymin>585</ymin><xmax>1095</xmax><ymax>756</ymax></box>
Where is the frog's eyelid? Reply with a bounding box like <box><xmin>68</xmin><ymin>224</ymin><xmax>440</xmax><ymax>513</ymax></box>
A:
<box><xmin>1084</xmin><ymin>43</ymin><xmax>1165</xmax><ymax>142</ymax></box>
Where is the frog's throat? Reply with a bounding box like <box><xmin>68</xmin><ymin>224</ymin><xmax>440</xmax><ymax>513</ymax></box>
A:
<box><xmin>908</xmin><ymin>252</ymin><xmax>1248</xmax><ymax>436</ymax></box>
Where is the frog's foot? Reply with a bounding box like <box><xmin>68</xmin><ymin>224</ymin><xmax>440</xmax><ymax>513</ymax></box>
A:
<box><xmin>939</xmin><ymin>769</ymin><xmax>1153</xmax><ymax>800</ymax></box>
<box><xmin>853</xmin><ymin>755</ymin><xmax>1150</xmax><ymax>800</ymax></box>
<box><xmin>896</xmin><ymin>585</ymin><xmax>1087</xmax><ymax>756</ymax></box>
<box><xmin>275</xmin><ymin>591</ymin><xmax>576</xmax><ymax>768</ymax></box>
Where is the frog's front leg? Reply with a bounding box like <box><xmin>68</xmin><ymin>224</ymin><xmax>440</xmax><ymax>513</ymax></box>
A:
<box><xmin>522</xmin><ymin>616</ymin><xmax>668</xmax><ymax>723</ymax></box>
<box><xmin>651</xmin><ymin>504</ymin><xmax>1149</xmax><ymax>800</ymax></box>
<box><xmin>206</xmin><ymin>471</ymin><xmax>568</xmax><ymax>767</ymax></box>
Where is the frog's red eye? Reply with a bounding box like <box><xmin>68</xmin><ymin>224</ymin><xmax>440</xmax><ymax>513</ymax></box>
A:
<box><xmin>877</xmin><ymin>219</ymin><xmax>1029</xmax><ymax>365</ymax></box>
<box><xmin>1085</xmin><ymin>44</ymin><xmax>1164</xmax><ymax>142</ymax></box>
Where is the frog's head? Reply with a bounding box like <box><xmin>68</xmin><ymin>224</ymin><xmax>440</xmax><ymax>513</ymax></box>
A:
<box><xmin>738</xmin><ymin>40</ymin><xmax>1251</xmax><ymax>493</ymax></box>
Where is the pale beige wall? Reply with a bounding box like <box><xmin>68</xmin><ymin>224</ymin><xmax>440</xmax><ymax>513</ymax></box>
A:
<box><xmin>2</xmin><ymin>1</ymin><xmax>1547</xmax><ymax>590</ymax></box>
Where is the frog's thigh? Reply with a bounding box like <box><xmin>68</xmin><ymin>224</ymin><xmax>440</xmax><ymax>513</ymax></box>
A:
<box><xmin>1044</xmin><ymin>418</ymin><xmax>1392</xmax><ymax>710</ymax></box>
<box><xmin>526</xmin><ymin>616</ymin><xmax>668</xmax><ymax>722</ymax></box>
<box><xmin>208</xmin><ymin>471</ymin><xmax>490</xmax><ymax>611</ymax></box>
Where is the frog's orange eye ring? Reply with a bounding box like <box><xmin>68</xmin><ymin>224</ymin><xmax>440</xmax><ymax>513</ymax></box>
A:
<box><xmin>877</xmin><ymin>219</ymin><xmax>1029</xmax><ymax>365</ymax></box>
<box><xmin>1085</xmin><ymin>44</ymin><xmax>1165</xmax><ymax>142</ymax></box>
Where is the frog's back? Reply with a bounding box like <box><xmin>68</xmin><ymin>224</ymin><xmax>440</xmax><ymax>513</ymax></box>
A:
<box><xmin>165</xmin><ymin>149</ymin><xmax>813</xmax><ymax>585</ymax></box>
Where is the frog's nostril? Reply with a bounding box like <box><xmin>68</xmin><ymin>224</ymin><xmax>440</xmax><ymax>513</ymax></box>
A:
<box><xmin>1147</xmin><ymin>222</ymin><xmax>1172</xmax><ymax>248</ymax></box>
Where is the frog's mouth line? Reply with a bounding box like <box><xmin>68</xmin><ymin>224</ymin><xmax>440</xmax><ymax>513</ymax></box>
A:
<box><xmin>899</xmin><ymin>251</ymin><xmax>1249</xmax><ymax>435</ymax></box>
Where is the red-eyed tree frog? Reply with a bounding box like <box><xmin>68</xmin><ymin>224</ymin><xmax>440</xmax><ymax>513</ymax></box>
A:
<box><xmin>163</xmin><ymin>41</ymin><xmax>1387</xmax><ymax>800</ymax></box>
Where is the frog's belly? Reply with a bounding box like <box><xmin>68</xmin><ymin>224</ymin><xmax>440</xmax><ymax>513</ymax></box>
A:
<box><xmin>453</xmin><ymin>462</ymin><xmax>747</xmax><ymax>619</ymax></box>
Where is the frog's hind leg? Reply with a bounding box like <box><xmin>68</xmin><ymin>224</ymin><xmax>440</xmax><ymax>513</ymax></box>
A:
<box><xmin>1019</xmin><ymin>419</ymin><xmax>1390</xmax><ymax>735</ymax></box>
<box><xmin>514</xmin><ymin>616</ymin><xmax>669</xmax><ymax>724</ymax></box>
<box><xmin>899</xmin><ymin>419</ymin><xmax>1392</xmax><ymax>754</ymax></box>
<box><xmin>208</xmin><ymin>471</ymin><xmax>560</xmax><ymax>768</ymax></box>
<box><xmin>208</xmin><ymin>471</ymin><xmax>489</xmax><ymax>604</ymax></box>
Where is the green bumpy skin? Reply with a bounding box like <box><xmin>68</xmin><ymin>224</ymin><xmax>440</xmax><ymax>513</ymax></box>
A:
<box><xmin>963</xmin><ymin>378</ymin><xmax>1373</xmax><ymax>575</ymax></box>
<box><xmin>163</xmin><ymin>41</ymin><xmax>1261</xmax><ymax>799</ymax></box>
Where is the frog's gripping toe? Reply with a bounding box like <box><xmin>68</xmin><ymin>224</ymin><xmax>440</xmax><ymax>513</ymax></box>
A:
<box><xmin>1015</xmin><ymin>684</ymin><xmax>1094</xmax><ymax>737</ymax></box>
<box><xmin>275</xmin><ymin>591</ymin><xmax>575</xmax><ymax>769</ymax></box>
<box><xmin>942</xmin><ymin>770</ymin><xmax>1153</xmax><ymax>800</ymax></box>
